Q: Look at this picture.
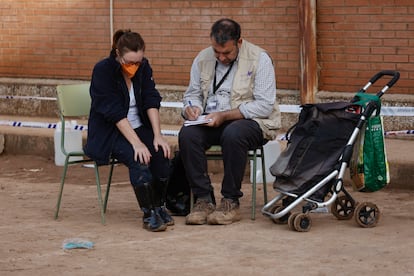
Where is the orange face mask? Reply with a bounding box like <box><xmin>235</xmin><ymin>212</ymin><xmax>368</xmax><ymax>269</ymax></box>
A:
<box><xmin>121</xmin><ymin>63</ymin><xmax>140</xmax><ymax>79</ymax></box>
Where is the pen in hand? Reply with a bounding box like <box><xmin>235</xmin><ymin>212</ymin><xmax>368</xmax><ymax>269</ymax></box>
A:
<box><xmin>187</xmin><ymin>101</ymin><xmax>199</xmax><ymax>120</ymax></box>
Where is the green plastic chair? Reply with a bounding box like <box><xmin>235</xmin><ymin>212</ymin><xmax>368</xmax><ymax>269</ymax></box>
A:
<box><xmin>54</xmin><ymin>83</ymin><xmax>117</xmax><ymax>225</ymax></box>
<box><xmin>190</xmin><ymin>145</ymin><xmax>268</xmax><ymax>220</ymax></box>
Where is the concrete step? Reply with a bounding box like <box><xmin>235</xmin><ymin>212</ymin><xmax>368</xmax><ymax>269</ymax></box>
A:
<box><xmin>2</xmin><ymin>78</ymin><xmax>413</xmax><ymax>131</ymax></box>
<box><xmin>0</xmin><ymin>115</ymin><xmax>413</xmax><ymax>190</ymax></box>
<box><xmin>379</xmin><ymin>137</ymin><xmax>413</xmax><ymax>190</ymax></box>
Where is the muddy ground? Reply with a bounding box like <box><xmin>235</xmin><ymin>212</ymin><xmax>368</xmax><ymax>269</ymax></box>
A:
<box><xmin>0</xmin><ymin>154</ymin><xmax>413</xmax><ymax>275</ymax></box>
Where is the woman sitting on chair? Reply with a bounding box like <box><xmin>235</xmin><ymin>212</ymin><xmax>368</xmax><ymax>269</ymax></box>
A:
<box><xmin>84</xmin><ymin>29</ymin><xmax>173</xmax><ymax>232</ymax></box>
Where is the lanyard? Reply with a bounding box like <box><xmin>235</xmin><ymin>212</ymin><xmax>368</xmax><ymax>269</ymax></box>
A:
<box><xmin>213</xmin><ymin>61</ymin><xmax>234</xmax><ymax>94</ymax></box>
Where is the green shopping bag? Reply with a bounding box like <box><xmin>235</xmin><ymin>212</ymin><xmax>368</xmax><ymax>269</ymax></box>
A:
<box><xmin>350</xmin><ymin>115</ymin><xmax>390</xmax><ymax>192</ymax></box>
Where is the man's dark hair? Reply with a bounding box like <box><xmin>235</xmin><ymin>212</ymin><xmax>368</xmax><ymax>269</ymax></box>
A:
<box><xmin>210</xmin><ymin>18</ymin><xmax>241</xmax><ymax>45</ymax></box>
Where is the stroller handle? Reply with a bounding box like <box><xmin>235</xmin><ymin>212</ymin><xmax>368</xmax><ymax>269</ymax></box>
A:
<box><xmin>369</xmin><ymin>70</ymin><xmax>400</xmax><ymax>89</ymax></box>
<box><xmin>362</xmin><ymin>70</ymin><xmax>400</xmax><ymax>98</ymax></box>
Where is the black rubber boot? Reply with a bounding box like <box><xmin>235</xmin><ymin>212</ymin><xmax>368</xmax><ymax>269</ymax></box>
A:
<box><xmin>153</xmin><ymin>178</ymin><xmax>175</xmax><ymax>226</ymax></box>
<box><xmin>133</xmin><ymin>183</ymin><xmax>167</xmax><ymax>232</ymax></box>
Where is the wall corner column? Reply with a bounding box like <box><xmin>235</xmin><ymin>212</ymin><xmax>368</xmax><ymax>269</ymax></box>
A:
<box><xmin>299</xmin><ymin>0</ymin><xmax>318</xmax><ymax>104</ymax></box>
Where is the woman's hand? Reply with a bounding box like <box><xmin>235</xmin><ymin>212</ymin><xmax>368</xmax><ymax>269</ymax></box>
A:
<box><xmin>153</xmin><ymin>135</ymin><xmax>171</xmax><ymax>159</ymax></box>
<box><xmin>132</xmin><ymin>142</ymin><xmax>152</xmax><ymax>165</ymax></box>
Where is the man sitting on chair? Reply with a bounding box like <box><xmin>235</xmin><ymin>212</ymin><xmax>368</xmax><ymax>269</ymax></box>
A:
<box><xmin>179</xmin><ymin>18</ymin><xmax>281</xmax><ymax>225</ymax></box>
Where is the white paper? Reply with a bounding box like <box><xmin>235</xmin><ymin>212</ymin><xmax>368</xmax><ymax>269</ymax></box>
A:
<box><xmin>184</xmin><ymin>115</ymin><xmax>212</xmax><ymax>127</ymax></box>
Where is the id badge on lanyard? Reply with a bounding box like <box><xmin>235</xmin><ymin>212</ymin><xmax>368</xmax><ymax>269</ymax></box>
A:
<box><xmin>206</xmin><ymin>61</ymin><xmax>234</xmax><ymax>113</ymax></box>
<box><xmin>205</xmin><ymin>96</ymin><xmax>218</xmax><ymax>113</ymax></box>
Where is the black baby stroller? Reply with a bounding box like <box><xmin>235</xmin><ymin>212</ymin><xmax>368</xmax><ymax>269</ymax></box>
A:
<box><xmin>261</xmin><ymin>70</ymin><xmax>400</xmax><ymax>232</ymax></box>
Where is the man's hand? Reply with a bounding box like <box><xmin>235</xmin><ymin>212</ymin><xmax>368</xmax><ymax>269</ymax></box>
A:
<box><xmin>204</xmin><ymin>112</ymin><xmax>223</xmax><ymax>127</ymax></box>
<box><xmin>185</xmin><ymin>105</ymin><xmax>201</xmax><ymax>120</ymax></box>
<box><xmin>205</xmin><ymin>109</ymin><xmax>244</xmax><ymax>127</ymax></box>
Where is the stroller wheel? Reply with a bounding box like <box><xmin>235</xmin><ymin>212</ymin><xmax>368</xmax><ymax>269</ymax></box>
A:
<box><xmin>288</xmin><ymin>212</ymin><xmax>299</xmax><ymax>231</ymax></box>
<box><xmin>354</xmin><ymin>202</ymin><xmax>381</xmax><ymax>228</ymax></box>
<box><xmin>293</xmin><ymin>213</ymin><xmax>312</xmax><ymax>232</ymax></box>
<box><xmin>270</xmin><ymin>205</ymin><xmax>291</xmax><ymax>224</ymax></box>
<box><xmin>331</xmin><ymin>195</ymin><xmax>356</xmax><ymax>220</ymax></box>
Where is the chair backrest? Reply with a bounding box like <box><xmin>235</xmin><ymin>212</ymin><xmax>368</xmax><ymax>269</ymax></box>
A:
<box><xmin>56</xmin><ymin>83</ymin><xmax>91</xmax><ymax>117</ymax></box>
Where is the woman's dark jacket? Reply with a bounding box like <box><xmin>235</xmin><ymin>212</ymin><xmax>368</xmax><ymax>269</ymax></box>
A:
<box><xmin>84</xmin><ymin>49</ymin><xmax>162</xmax><ymax>165</ymax></box>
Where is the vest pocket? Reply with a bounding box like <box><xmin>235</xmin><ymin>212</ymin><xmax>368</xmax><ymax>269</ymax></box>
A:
<box><xmin>261</xmin><ymin>118</ymin><xmax>280</xmax><ymax>130</ymax></box>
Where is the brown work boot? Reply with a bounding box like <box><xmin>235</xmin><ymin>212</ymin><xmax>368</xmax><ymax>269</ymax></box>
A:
<box><xmin>185</xmin><ymin>198</ymin><xmax>215</xmax><ymax>225</ymax></box>
<box><xmin>207</xmin><ymin>198</ymin><xmax>241</xmax><ymax>225</ymax></box>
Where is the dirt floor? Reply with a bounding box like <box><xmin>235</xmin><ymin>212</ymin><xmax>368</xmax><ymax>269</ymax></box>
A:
<box><xmin>1</xmin><ymin>154</ymin><xmax>414</xmax><ymax>276</ymax></box>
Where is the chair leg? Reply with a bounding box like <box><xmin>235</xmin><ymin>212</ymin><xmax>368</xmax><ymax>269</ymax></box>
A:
<box><xmin>103</xmin><ymin>161</ymin><xmax>115</xmax><ymax>213</ymax></box>
<box><xmin>251</xmin><ymin>152</ymin><xmax>258</xmax><ymax>220</ymax></box>
<box><xmin>93</xmin><ymin>164</ymin><xmax>106</xmax><ymax>225</ymax></box>
<box><xmin>190</xmin><ymin>192</ymin><xmax>194</xmax><ymax>211</ymax></box>
<box><xmin>54</xmin><ymin>157</ymin><xmax>70</xmax><ymax>220</ymax></box>
<box><xmin>261</xmin><ymin>147</ymin><xmax>268</xmax><ymax>204</ymax></box>
<box><xmin>251</xmin><ymin>147</ymin><xmax>268</xmax><ymax>220</ymax></box>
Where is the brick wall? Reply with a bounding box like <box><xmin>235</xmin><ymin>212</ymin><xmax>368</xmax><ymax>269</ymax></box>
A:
<box><xmin>0</xmin><ymin>0</ymin><xmax>412</xmax><ymax>95</ymax></box>
<box><xmin>317</xmin><ymin>0</ymin><xmax>414</xmax><ymax>94</ymax></box>
<box><xmin>112</xmin><ymin>0</ymin><xmax>300</xmax><ymax>89</ymax></box>
<box><xmin>0</xmin><ymin>0</ymin><xmax>110</xmax><ymax>79</ymax></box>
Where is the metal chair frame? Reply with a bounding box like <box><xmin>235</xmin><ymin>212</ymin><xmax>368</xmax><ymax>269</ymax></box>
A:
<box><xmin>54</xmin><ymin>83</ymin><xmax>117</xmax><ymax>225</ymax></box>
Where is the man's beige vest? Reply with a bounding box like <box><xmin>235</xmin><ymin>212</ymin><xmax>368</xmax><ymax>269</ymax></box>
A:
<box><xmin>197</xmin><ymin>40</ymin><xmax>281</xmax><ymax>140</ymax></box>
